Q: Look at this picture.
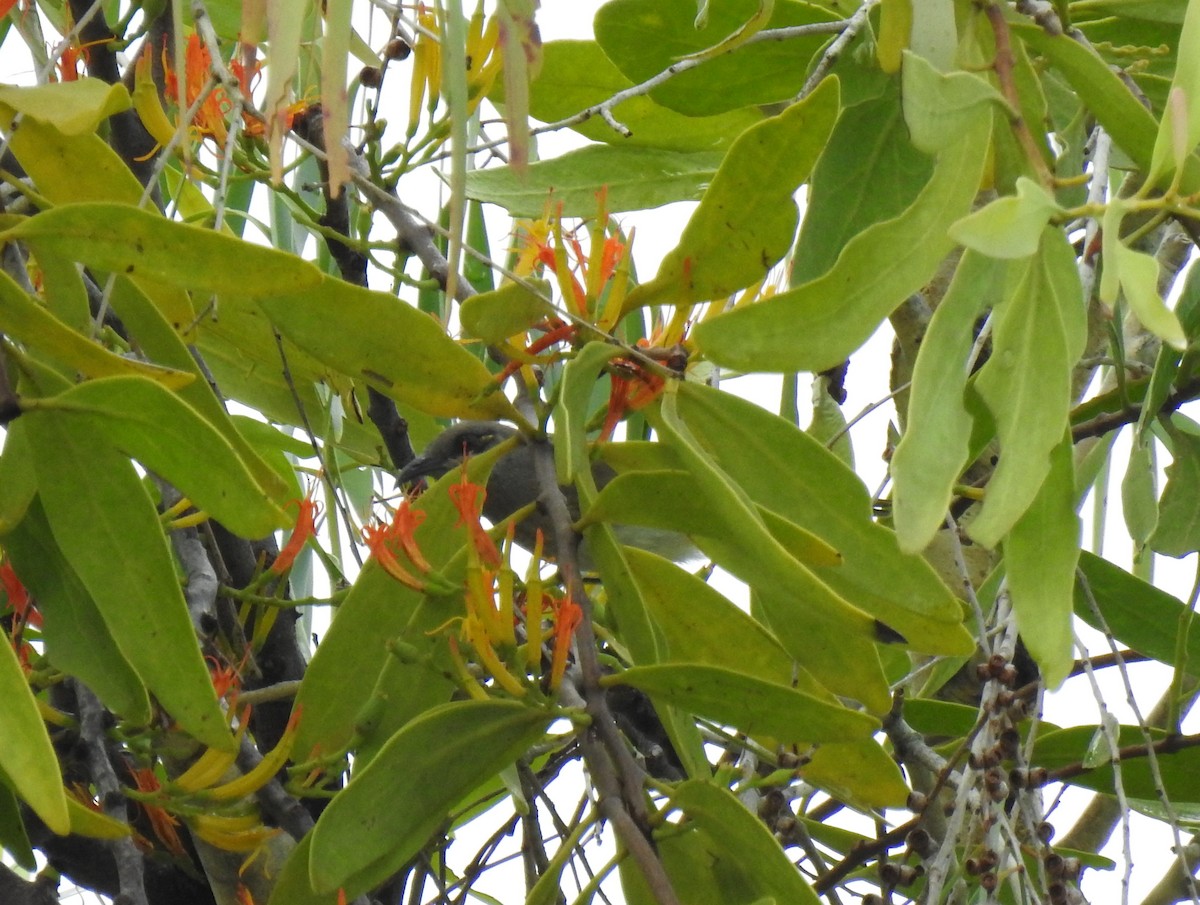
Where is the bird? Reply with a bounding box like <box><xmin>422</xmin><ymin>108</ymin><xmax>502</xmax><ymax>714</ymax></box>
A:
<box><xmin>396</xmin><ymin>421</ymin><xmax>696</xmax><ymax>567</ymax></box>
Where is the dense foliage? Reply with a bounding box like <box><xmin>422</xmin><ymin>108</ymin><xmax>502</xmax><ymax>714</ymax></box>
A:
<box><xmin>2</xmin><ymin>0</ymin><xmax>1200</xmax><ymax>902</ymax></box>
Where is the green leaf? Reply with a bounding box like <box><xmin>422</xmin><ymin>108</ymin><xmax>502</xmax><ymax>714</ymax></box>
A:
<box><xmin>465</xmin><ymin>146</ymin><xmax>724</xmax><ymax>216</ymax></box>
<box><xmin>900</xmin><ymin>51</ymin><xmax>1005</xmax><ymax>151</ymax></box>
<box><xmin>791</xmin><ymin>81</ymin><xmax>934</xmax><ymax>284</ymax></box>
<box><xmin>258</xmin><ymin>276</ymin><xmax>521</xmax><ymax>421</ymax></box>
<box><xmin>670</xmin><ymin>781</ymin><xmax>822</xmax><ymax>905</ymax></box>
<box><xmin>949</xmin><ymin>177</ymin><xmax>1062</xmax><ymax>258</ymax></box>
<box><xmin>1150</xmin><ymin>428</ymin><xmax>1200</xmax><ymax>556</ymax></box>
<box><xmin>802</xmin><ymin>738</ymin><xmax>911</xmax><ymax>809</ymax></box>
<box><xmin>105</xmin><ymin>276</ymin><xmax>292</xmax><ymax>502</ymax></box>
<box><xmin>267</xmin><ymin>834</ymin><xmax>345</xmax><ymax>905</ymax></box>
<box><xmin>1148</xmin><ymin>0</ymin><xmax>1200</xmax><ymax>182</ymax></box>
<box><xmin>1122</xmin><ymin>439</ymin><xmax>1159</xmax><ymax>545</ymax></box>
<box><xmin>0</xmin><ymin>639</ymin><xmax>70</xmax><ymax>834</ymax></box>
<box><xmin>595</xmin><ymin>0</ymin><xmax>841</xmax><ymax>115</ymax></box>
<box><xmin>603</xmin><ymin>663</ymin><xmax>879</xmax><ymax>744</ymax></box>
<box><xmin>1006</xmin><ymin>435</ymin><xmax>1079</xmax><ymax>688</ymax></box>
<box><xmin>292</xmin><ymin>444</ymin><xmax>511</xmax><ymax>760</ymax></box>
<box><xmin>0</xmin><ymin>79</ymin><xmax>131</xmax><ymax>135</ymax></box>
<box><xmin>38</xmin><ymin>376</ymin><xmax>286</xmax><ymax>538</ymax></box>
<box><xmin>1034</xmin><ymin>725</ymin><xmax>1200</xmax><ymax>802</ymax></box>
<box><xmin>623</xmin><ymin>549</ymin><xmax>831</xmax><ymax>694</ymax></box>
<box><xmin>556</xmin><ymin>342</ymin><xmax>623</xmax><ymax>483</ymax></box>
<box><xmin>651</xmin><ymin>386</ymin><xmax>891</xmax><ymax>711</ymax></box>
<box><xmin>693</xmin><ymin>87</ymin><xmax>990</xmax><ymax>372</ymax></box>
<box><xmin>1074</xmin><ymin>552</ymin><xmax>1200</xmax><ymax>669</ymax></box>
<box><xmin>892</xmin><ymin>251</ymin><xmax>1007</xmax><ymax>552</ymax></box>
<box><xmin>0</xmin><ymin>270</ymin><xmax>194</xmax><ymax>389</ymax></box>
<box><xmin>524</xmin><ymin>41</ymin><xmax>763</xmax><ymax>151</ymax></box>
<box><xmin>0</xmin><ymin>420</ymin><xmax>36</xmax><ymax>534</ymax></box>
<box><xmin>5</xmin><ymin>498</ymin><xmax>150</xmax><ymax>723</ymax></box>
<box><xmin>622</xmin><ymin>77</ymin><xmax>840</xmax><ymax>310</ymax></box>
<box><xmin>5</xmin><ymin>203</ymin><xmax>324</xmax><ymax>298</ymax></box>
<box><xmin>308</xmin><ymin>700</ymin><xmax>551</xmax><ymax>895</ymax></box>
<box><xmin>969</xmin><ymin>228</ymin><xmax>1086</xmax><ymax>547</ymax></box>
<box><xmin>0</xmin><ymin>782</ymin><xmax>35</xmax><ymax>870</ymax></box>
<box><xmin>23</xmin><ymin>410</ymin><xmax>232</xmax><ymax>751</ymax></box>
<box><xmin>672</xmin><ymin>383</ymin><xmax>972</xmax><ymax>656</ymax></box>
<box><xmin>1100</xmin><ymin>204</ymin><xmax>1188</xmax><ymax>349</ymax></box>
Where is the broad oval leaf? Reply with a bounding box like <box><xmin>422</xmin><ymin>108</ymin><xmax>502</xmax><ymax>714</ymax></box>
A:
<box><xmin>949</xmin><ymin>177</ymin><xmax>1062</xmax><ymax>259</ymax></box>
<box><xmin>465</xmin><ymin>146</ymin><xmax>723</xmax><ymax>217</ymax></box>
<box><xmin>23</xmin><ymin>410</ymin><xmax>232</xmax><ymax>751</ymax></box>
<box><xmin>602</xmin><ymin>663</ymin><xmax>879</xmax><ymax>745</ymax></box>
<box><xmin>5</xmin><ymin>203</ymin><xmax>324</xmax><ymax>297</ymax></box>
<box><xmin>595</xmin><ymin>0</ymin><xmax>841</xmax><ymax>116</ymax></box>
<box><xmin>458</xmin><ymin>279</ymin><xmax>555</xmax><ymax>344</ymax></box>
<box><xmin>308</xmin><ymin>699</ymin><xmax>552</xmax><ymax>895</ymax></box>
<box><xmin>258</xmin><ymin>277</ymin><xmax>521</xmax><ymax>421</ymax></box>
<box><xmin>671</xmin><ymin>780</ymin><xmax>821</xmax><ymax>905</ymax></box>
<box><xmin>523</xmin><ymin>41</ymin><xmax>762</xmax><ymax>151</ymax></box>
<box><xmin>622</xmin><ymin>77</ymin><xmax>840</xmax><ymax>311</ymax></box>
<box><xmin>0</xmin><ymin>79</ymin><xmax>131</xmax><ymax>135</ymax></box>
<box><xmin>40</xmin><ymin>376</ymin><xmax>287</xmax><ymax>539</ymax></box>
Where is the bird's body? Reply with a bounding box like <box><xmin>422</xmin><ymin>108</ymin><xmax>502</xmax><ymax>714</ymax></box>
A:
<box><xmin>397</xmin><ymin>421</ymin><xmax>695</xmax><ymax>566</ymax></box>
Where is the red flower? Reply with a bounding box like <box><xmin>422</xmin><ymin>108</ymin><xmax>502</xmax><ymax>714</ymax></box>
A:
<box><xmin>271</xmin><ymin>495</ymin><xmax>320</xmax><ymax>575</ymax></box>
<box><xmin>449</xmin><ymin>473</ymin><xmax>502</xmax><ymax>569</ymax></box>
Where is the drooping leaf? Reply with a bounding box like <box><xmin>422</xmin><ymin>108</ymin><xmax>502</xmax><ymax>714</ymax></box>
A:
<box><xmin>36</xmin><ymin>376</ymin><xmax>287</xmax><ymax>538</ymax></box>
<box><xmin>693</xmin><ymin>65</ymin><xmax>992</xmax><ymax>372</ymax></box>
<box><xmin>650</xmin><ymin>385</ymin><xmax>891</xmax><ymax>711</ymax></box>
<box><xmin>258</xmin><ymin>276</ymin><xmax>521</xmax><ymax>421</ymax></box>
<box><xmin>465</xmin><ymin>145</ymin><xmax>723</xmax><ymax>216</ymax></box>
<box><xmin>4</xmin><ymin>203</ymin><xmax>324</xmax><ymax>298</ymax></box>
<box><xmin>672</xmin><ymin>382</ymin><xmax>972</xmax><ymax>656</ymax></box>
<box><xmin>0</xmin><ymin>642</ymin><xmax>70</xmax><ymax>835</ymax></box>
<box><xmin>22</xmin><ymin>410</ymin><xmax>232</xmax><ymax>751</ymax></box>
<box><xmin>308</xmin><ymin>699</ymin><xmax>551</xmax><ymax>895</ymax></box>
<box><xmin>622</xmin><ymin>76</ymin><xmax>840</xmax><ymax>311</ymax></box>
<box><xmin>603</xmin><ymin>663</ymin><xmax>878</xmax><ymax>744</ymax></box>
<box><xmin>5</xmin><ymin>498</ymin><xmax>150</xmax><ymax>723</ymax></box>
<box><xmin>1150</xmin><ymin>427</ymin><xmax>1200</xmax><ymax>556</ymax></box>
<box><xmin>671</xmin><ymin>780</ymin><xmax>822</xmax><ymax>905</ymax></box>
<box><xmin>1006</xmin><ymin>434</ymin><xmax>1079</xmax><ymax>689</ymax></box>
<box><xmin>892</xmin><ymin>251</ymin><xmax>1007</xmax><ymax>552</ymax></box>
<box><xmin>969</xmin><ymin>228</ymin><xmax>1086</xmax><ymax>547</ymax></box>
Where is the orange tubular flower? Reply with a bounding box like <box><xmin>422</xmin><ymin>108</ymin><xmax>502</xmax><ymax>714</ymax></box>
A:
<box><xmin>548</xmin><ymin>595</ymin><xmax>583</xmax><ymax>691</ymax></box>
<box><xmin>449</xmin><ymin>473</ymin><xmax>502</xmax><ymax>569</ymax></box>
<box><xmin>129</xmin><ymin>766</ymin><xmax>188</xmax><ymax>857</ymax></box>
<box><xmin>271</xmin><ymin>496</ymin><xmax>320</xmax><ymax>575</ymax></box>
<box><xmin>363</xmin><ymin>522</ymin><xmax>428</xmax><ymax>592</ymax></box>
<box><xmin>163</xmin><ymin>33</ymin><xmax>231</xmax><ymax>144</ymax></box>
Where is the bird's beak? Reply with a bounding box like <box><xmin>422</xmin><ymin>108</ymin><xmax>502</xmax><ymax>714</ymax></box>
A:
<box><xmin>396</xmin><ymin>453</ymin><xmax>454</xmax><ymax>486</ymax></box>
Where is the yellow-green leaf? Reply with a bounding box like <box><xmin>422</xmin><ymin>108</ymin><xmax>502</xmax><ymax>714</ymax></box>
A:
<box><xmin>258</xmin><ymin>277</ymin><xmax>520</xmax><ymax>421</ymax></box>
<box><xmin>0</xmin><ymin>79</ymin><xmax>131</xmax><ymax>135</ymax></box>
<box><xmin>603</xmin><ymin>664</ymin><xmax>878</xmax><ymax>744</ymax></box>
<box><xmin>622</xmin><ymin>76</ymin><xmax>840</xmax><ymax>311</ymax></box>
<box><xmin>23</xmin><ymin>410</ymin><xmax>232</xmax><ymax>751</ymax></box>
<box><xmin>36</xmin><ymin>376</ymin><xmax>287</xmax><ymax>538</ymax></box>
<box><xmin>0</xmin><ymin>642</ymin><xmax>70</xmax><ymax>834</ymax></box>
<box><xmin>308</xmin><ymin>700</ymin><xmax>551</xmax><ymax>895</ymax></box>
<box><xmin>4</xmin><ymin>203</ymin><xmax>324</xmax><ymax>298</ymax></box>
